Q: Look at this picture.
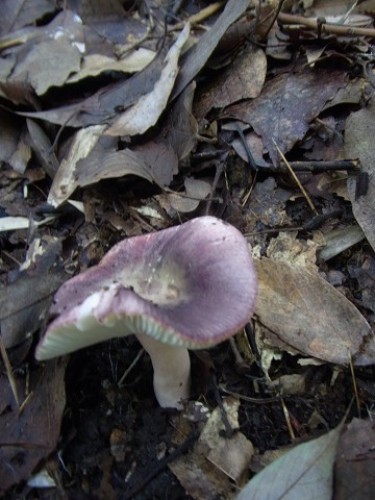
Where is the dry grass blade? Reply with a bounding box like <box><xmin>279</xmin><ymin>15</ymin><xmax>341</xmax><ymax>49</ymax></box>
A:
<box><xmin>0</xmin><ymin>334</ymin><xmax>20</xmax><ymax>407</ymax></box>
<box><xmin>273</xmin><ymin>139</ymin><xmax>318</xmax><ymax>214</ymax></box>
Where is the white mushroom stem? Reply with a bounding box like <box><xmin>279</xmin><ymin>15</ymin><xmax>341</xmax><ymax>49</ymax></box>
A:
<box><xmin>136</xmin><ymin>334</ymin><xmax>191</xmax><ymax>409</ymax></box>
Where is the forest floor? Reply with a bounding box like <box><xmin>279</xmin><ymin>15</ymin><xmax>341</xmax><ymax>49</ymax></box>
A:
<box><xmin>1</xmin><ymin>0</ymin><xmax>375</xmax><ymax>498</ymax></box>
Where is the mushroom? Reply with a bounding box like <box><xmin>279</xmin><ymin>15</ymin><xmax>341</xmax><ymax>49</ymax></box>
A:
<box><xmin>36</xmin><ymin>216</ymin><xmax>257</xmax><ymax>408</ymax></box>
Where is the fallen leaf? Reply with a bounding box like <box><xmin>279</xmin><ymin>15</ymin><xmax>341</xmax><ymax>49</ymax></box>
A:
<box><xmin>48</xmin><ymin>125</ymin><xmax>106</xmax><ymax>207</ymax></box>
<box><xmin>76</xmin><ymin>145</ymin><xmax>158</xmax><ymax>187</ymax></box>
<box><xmin>131</xmin><ymin>141</ymin><xmax>178</xmax><ymax>186</ymax></box>
<box><xmin>318</xmin><ymin>225</ymin><xmax>365</xmax><ymax>261</ymax></box>
<box><xmin>194</xmin><ymin>45</ymin><xmax>267</xmax><ymax>118</ymax></box>
<box><xmin>26</xmin><ymin>118</ymin><xmax>59</xmax><ymax>178</ymax></box>
<box><xmin>0</xmin><ymin>236</ymin><xmax>66</xmax><ymax>349</ymax></box>
<box><xmin>0</xmin><ymin>359</ymin><xmax>67</xmax><ymax>495</ymax></box>
<box><xmin>0</xmin><ymin>110</ymin><xmax>31</xmax><ymax>173</ymax></box>
<box><xmin>105</xmin><ymin>23</ymin><xmax>190</xmax><ymax>136</ymax></box>
<box><xmin>224</xmin><ymin>69</ymin><xmax>347</xmax><ymax>164</ymax></box>
<box><xmin>0</xmin><ymin>216</ymin><xmax>56</xmax><ymax>232</ymax></box>
<box><xmin>255</xmin><ymin>258</ymin><xmax>375</xmax><ymax>365</ymax></box>
<box><xmin>237</xmin><ymin>425</ymin><xmax>342</xmax><ymax>500</ymax></box>
<box><xmin>9</xmin><ymin>37</ymin><xmax>81</xmax><ymax>95</ymax></box>
<box><xmin>0</xmin><ymin>0</ymin><xmax>56</xmax><ymax>36</ymax></box>
<box><xmin>169</xmin><ymin>177</ymin><xmax>212</xmax><ymax>213</ymax></box>
<box><xmin>199</xmin><ymin>398</ymin><xmax>254</xmax><ymax>484</ymax></box>
<box><xmin>169</xmin><ymin>398</ymin><xmax>253</xmax><ymax>499</ymax></box>
<box><xmin>172</xmin><ymin>0</ymin><xmax>256</xmax><ymax>100</ymax></box>
<box><xmin>18</xmin><ymin>43</ymin><xmax>169</xmax><ymax>127</ymax></box>
<box><xmin>67</xmin><ymin>49</ymin><xmax>156</xmax><ymax>83</ymax></box>
<box><xmin>0</xmin><ymin>271</ymin><xmax>65</xmax><ymax>349</ymax></box>
<box><xmin>162</xmin><ymin>82</ymin><xmax>198</xmax><ymax>162</ymax></box>
<box><xmin>345</xmin><ymin>97</ymin><xmax>375</xmax><ymax>251</ymax></box>
<box><xmin>334</xmin><ymin>418</ymin><xmax>375</xmax><ymax>499</ymax></box>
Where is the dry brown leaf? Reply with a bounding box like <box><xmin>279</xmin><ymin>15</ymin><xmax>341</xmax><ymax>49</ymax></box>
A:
<box><xmin>67</xmin><ymin>49</ymin><xmax>156</xmax><ymax>83</ymax></box>
<box><xmin>105</xmin><ymin>24</ymin><xmax>190</xmax><ymax>136</ymax></box>
<box><xmin>170</xmin><ymin>177</ymin><xmax>212</xmax><ymax>213</ymax></box>
<box><xmin>172</xmin><ymin>0</ymin><xmax>259</xmax><ymax>100</ymax></box>
<box><xmin>224</xmin><ymin>69</ymin><xmax>347</xmax><ymax>164</ymax></box>
<box><xmin>0</xmin><ymin>0</ymin><xmax>56</xmax><ymax>36</ymax></box>
<box><xmin>199</xmin><ymin>398</ymin><xmax>254</xmax><ymax>485</ymax></box>
<box><xmin>76</xmin><ymin>144</ymin><xmax>163</xmax><ymax>188</ymax></box>
<box><xmin>0</xmin><ymin>111</ymin><xmax>31</xmax><ymax>173</ymax></box>
<box><xmin>163</xmin><ymin>82</ymin><xmax>198</xmax><ymax>162</ymax></box>
<box><xmin>131</xmin><ymin>141</ymin><xmax>178</xmax><ymax>186</ymax></box>
<box><xmin>169</xmin><ymin>398</ymin><xmax>253</xmax><ymax>499</ymax></box>
<box><xmin>18</xmin><ymin>43</ymin><xmax>169</xmax><ymax>127</ymax></box>
<box><xmin>26</xmin><ymin>118</ymin><xmax>59</xmax><ymax>178</ymax></box>
<box><xmin>194</xmin><ymin>45</ymin><xmax>267</xmax><ymax>118</ymax></box>
<box><xmin>238</xmin><ymin>425</ymin><xmax>342</xmax><ymax>500</ymax></box>
<box><xmin>334</xmin><ymin>418</ymin><xmax>375</xmax><ymax>499</ymax></box>
<box><xmin>0</xmin><ymin>359</ymin><xmax>67</xmax><ymax>495</ymax></box>
<box><xmin>255</xmin><ymin>258</ymin><xmax>375</xmax><ymax>365</ymax></box>
<box><xmin>9</xmin><ymin>37</ymin><xmax>81</xmax><ymax>95</ymax></box>
<box><xmin>345</xmin><ymin>98</ymin><xmax>375</xmax><ymax>252</ymax></box>
<box><xmin>48</xmin><ymin>125</ymin><xmax>106</xmax><ymax>207</ymax></box>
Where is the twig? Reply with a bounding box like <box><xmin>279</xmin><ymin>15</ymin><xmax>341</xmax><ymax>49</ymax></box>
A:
<box><xmin>212</xmin><ymin>374</ymin><xmax>235</xmax><ymax>438</ymax></box>
<box><xmin>122</xmin><ymin>429</ymin><xmax>199</xmax><ymax>500</ymax></box>
<box><xmin>204</xmin><ymin>152</ymin><xmax>227</xmax><ymax>214</ymax></box>
<box><xmin>278</xmin><ymin>12</ymin><xmax>375</xmax><ymax>38</ymax></box>
<box><xmin>170</xmin><ymin>2</ymin><xmax>226</xmax><ymax>31</ymax></box>
<box><xmin>234</xmin><ymin>123</ymin><xmax>258</xmax><ymax>172</ymax></box>
<box><xmin>262</xmin><ymin>0</ymin><xmax>288</xmax><ymax>39</ymax></box>
<box><xmin>244</xmin><ymin>208</ymin><xmax>343</xmax><ymax>236</ymax></box>
<box><xmin>219</xmin><ymin>385</ymin><xmax>286</xmax><ymax>404</ymax></box>
<box><xmin>278</xmin><ymin>159</ymin><xmax>360</xmax><ymax>173</ymax></box>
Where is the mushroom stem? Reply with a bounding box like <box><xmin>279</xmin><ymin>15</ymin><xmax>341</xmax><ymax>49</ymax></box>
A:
<box><xmin>136</xmin><ymin>334</ymin><xmax>191</xmax><ymax>409</ymax></box>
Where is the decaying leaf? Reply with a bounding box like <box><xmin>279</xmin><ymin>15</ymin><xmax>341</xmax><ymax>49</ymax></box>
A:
<box><xmin>19</xmin><ymin>43</ymin><xmax>170</xmax><ymax>127</ymax></box>
<box><xmin>172</xmin><ymin>0</ymin><xmax>260</xmax><ymax>100</ymax></box>
<box><xmin>169</xmin><ymin>177</ymin><xmax>212</xmax><ymax>213</ymax></box>
<box><xmin>318</xmin><ymin>225</ymin><xmax>365</xmax><ymax>261</ymax></box>
<box><xmin>0</xmin><ymin>272</ymin><xmax>65</xmax><ymax>349</ymax></box>
<box><xmin>48</xmin><ymin>125</ymin><xmax>106</xmax><ymax>207</ymax></box>
<box><xmin>162</xmin><ymin>82</ymin><xmax>198</xmax><ymax>162</ymax></box>
<box><xmin>334</xmin><ymin>418</ymin><xmax>375</xmax><ymax>499</ymax></box>
<box><xmin>26</xmin><ymin>118</ymin><xmax>59</xmax><ymax>178</ymax></box>
<box><xmin>0</xmin><ymin>236</ymin><xmax>66</xmax><ymax>349</ymax></box>
<box><xmin>224</xmin><ymin>69</ymin><xmax>347</xmax><ymax>164</ymax></box>
<box><xmin>9</xmin><ymin>37</ymin><xmax>81</xmax><ymax>95</ymax></box>
<box><xmin>0</xmin><ymin>110</ymin><xmax>31</xmax><ymax>173</ymax></box>
<box><xmin>345</xmin><ymin>97</ymin><xmax>375</xmax><ymax>251</ymax></box>
<box><xmin>0</xmin><ymin>0</ymin><xmax>56</xmax><ymax>36</ymax></box>
<box><xmin>0</xmin><ymin>215</ymin><xmax>56</xmax><ymax>232</ymax></box>
<box><xmin>76</xmin><ymin>144</ymin><xmax>157</xmax><ymax>187</ymax></box>
<box><xmin>66</xmin><ymin>49</ymin><xmax>156</xmax><ymax>84</ymax></box>
<box><xmin>237</xmin><ymin>425</ymin><xmax>342</xmax><ymax>500</ymax></box>
<box><xmin>255</xmin><ymin>258</ymin><xmax>375</xmax><ymax>365</ymax></box>
<box><xmin>0</xmin><ymin>359</ymin><xmax>67</xmax><ymax>496</ymax></box>
<box><xmin>194</xmin><ymin>45</ymin><xmax>267</xmax><ymax>118</ymax></box>
<box><xmin>105</xmin><ymin>24</ymin><xmax>190</xmax><ymax>136</ymax></box>
<box><xmin>169</xmin><ymin>398</ymin><xmax>253</xmax><ymax>499</ymax></box>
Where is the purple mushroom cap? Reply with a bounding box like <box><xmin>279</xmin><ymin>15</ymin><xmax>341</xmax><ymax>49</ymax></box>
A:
<box><xmin>36</xmin><ymin>216</ymin><xmax>257</xmax><ymax>358</ymax></box>
<box><xmin>35</xmin><ymin>216</ymin><xmax>257</xmax><ymax>407</ymax></box>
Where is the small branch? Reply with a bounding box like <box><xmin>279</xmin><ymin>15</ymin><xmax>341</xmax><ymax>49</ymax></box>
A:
<box><xmin>277</xmin><ymin>159</ymin><xmax>360</xmax><ymax>173</ymax></box>
<box><xmin>122</xmin><ymin>429</ymin><xmax>199</xmax><ymax>500</ymax></box>
<box><xmin>278</xmin><ymin>12</ymin><xmax>375</xmax><ymax>38</ymax></box>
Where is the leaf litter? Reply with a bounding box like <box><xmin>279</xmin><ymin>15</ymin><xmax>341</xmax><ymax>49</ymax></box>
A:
<box><xmin>0</xmin><ymin>0</ymin><xmax>375</xmax><ymax>498</ymax></box>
